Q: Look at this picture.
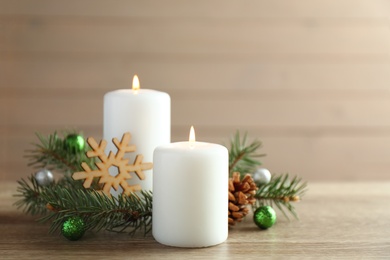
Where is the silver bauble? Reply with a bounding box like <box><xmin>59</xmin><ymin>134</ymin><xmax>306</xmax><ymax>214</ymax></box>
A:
<box><xmin>253</xmin><ymin>168</ymin><xmax>271</xmax><ymax>184</ymax></box>
<box><xmin>34</xmin><ymin>169</ymin><xmax>54</xmax><ymax>186</ymax></box>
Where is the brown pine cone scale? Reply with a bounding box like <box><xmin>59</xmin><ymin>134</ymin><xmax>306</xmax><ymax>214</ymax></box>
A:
<box><xmin>228</xmin><ymin>172</ymin><xmax>258</xmax><ymax>226</ymax></box>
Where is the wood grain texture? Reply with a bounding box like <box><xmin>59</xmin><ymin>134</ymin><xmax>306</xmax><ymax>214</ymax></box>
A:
<box><xmin>1</xmin><ymin>181</ymin><xmax>389</xmax><ymax>259</ymax></box>
<box><xmin>2</xmin><ymin>17</ymin><xmax>390</xmax><ymax>54</ymax></box>
<box><xmin>1</xmin><ymin>1</ymin><xmax>390</xmax><ymax>181</ymax></box>
<box><xmin>1</xmin><ymin>0</ymin><xmax>390</xmax><ymax>18</ymax></box>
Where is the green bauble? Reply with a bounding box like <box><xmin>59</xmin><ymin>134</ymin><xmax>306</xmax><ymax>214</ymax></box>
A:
<box><xmin>61</xmin><ymin>216</ymin><xmax>86</xmax><ymax>241</ymax></box>
<box><xmin>64</xmin><ymin>134</ymin><xmax>85</xmax><ymax>152</ymax></box>
<box><xmin>253</xmin><ymin>205</ymin><xmax>276</xmax><ymax>229</ymax></box>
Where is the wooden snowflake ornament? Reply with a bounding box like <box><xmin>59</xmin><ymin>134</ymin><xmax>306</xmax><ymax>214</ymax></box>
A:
<box><xmin>72</xmin><ymin>132</ymin><xmax>153</xmax><ymax>196</ymax></box>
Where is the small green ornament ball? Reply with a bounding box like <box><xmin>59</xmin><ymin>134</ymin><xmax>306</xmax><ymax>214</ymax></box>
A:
<box><xmin>61</xmin><ymin>216</ymin><xmax>86</xmax><ymax>241</ymax></box>
<box><xmin>64</xmin><ymin>134</ymin><xmax>85</xmax><ymax>152</ymax></box>
<box><xmin>253</xmin><ymin>205</ymin><xmax>276</xmax><ymax>229</ymax></box>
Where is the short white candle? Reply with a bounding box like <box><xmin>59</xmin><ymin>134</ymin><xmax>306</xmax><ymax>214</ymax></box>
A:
<box><xmin>153</xmin><ymin>127</ymin><xmax>228</xmax><ymax>248</ymax></box>
<box><xmin>104</xmin><ymin>75</ymin><xmax>170</xmax><ymax>192</ymax></box>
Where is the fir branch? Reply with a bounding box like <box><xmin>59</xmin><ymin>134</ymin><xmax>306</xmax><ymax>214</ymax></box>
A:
<box><xmin>14</xmin><ymin>176</ymin><xmax>49</xmax><ymax>215</ymax></box>
<box><xmin>14</xmin><ymin>174</ymin><xmax>86</xmax><ymax>216</ymax></box>
<box><xmin>228</xmin><ymin>131</ymin><xmax>265</xmax><ymax>175</ymax></box>
<box><xmin>25</xmin><ymin>131</ymin><xmax>95</xmax><ymax>175</ymax></box>
<box><xmin>14</xmin><ymin>175</ymin><xmax>152</xmax><ymax>236</ymax></box>
<box><xmin>254</xmin><ymin>173</ymin><xmax>307</xmax><ymax>220</ymax></box>
<box><xmin>39</xmin><ymin>187</ymin><xmax>153</xmax><ymax>236</ymax></box>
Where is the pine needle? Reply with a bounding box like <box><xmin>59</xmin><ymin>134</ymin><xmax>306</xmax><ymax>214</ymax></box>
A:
<box><xmin>14</xmin><ymin>176</ymin><xmax>48</xmax><ymax>215</ymax></box>
<box><xmin>228</xmin><ymin>131</ymin><xmax>265</xmax><ymax>175</ymax></box>
<box><xmin>254</xmin><ymin>173</ymin><xmax>308</xmax><ymax>220</ymax></box>
<box><xmin>25</xmin><ymin>131</ymin><xmax>95</xmax><ymax>174</ymax></box>
<box><xmin>15</xmin><ymin>179</ymin><xmax>153</xmax><ymax>236</ymax></box>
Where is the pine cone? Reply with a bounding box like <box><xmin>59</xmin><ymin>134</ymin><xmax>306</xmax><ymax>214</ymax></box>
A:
<box><xmin>228</xmin><ymin>172</ymin><xmax>258</xmax><ymax>226</ymax></box>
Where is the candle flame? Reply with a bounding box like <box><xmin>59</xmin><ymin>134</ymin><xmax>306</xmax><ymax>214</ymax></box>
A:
<box><xmin>132</xmin><ymin>75</ymin><xmax>140</xmax><ymax>90</ymax></box>
<box><xmin>189</xmin><ymin>126</ymin><xmax>196</xmax><ymax>142</ymax></box>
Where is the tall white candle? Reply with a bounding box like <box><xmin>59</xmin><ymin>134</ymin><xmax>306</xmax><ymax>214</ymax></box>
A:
<box><xmin>153</xmin><ymin>127</ymin><xmax>228</xmax><ymax>248</ymax></box>
<box><xmin>104</xmin><ymin>75</ymin><xmax>170</xmax><ymax>192</ymax></box>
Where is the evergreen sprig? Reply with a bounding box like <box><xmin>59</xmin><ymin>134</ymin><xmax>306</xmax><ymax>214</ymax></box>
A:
<box><xmin>228</xmin><ymin>131</ymin><xmax>265</xmax><ymax>175</ymax></box>
<box><xmin>40</xmin><ymin>187</ymin><xmax>153</xmax><ymax>235</ymax></box>
<box><xmin>255</xmin><ymin>174</ymin><xmax>307</xmax><ymax>220</ymax></box>
<box><xmin>25</xmin><ymin>131</ymin><xmax>95</xmax><ymax>174</ymax></box>
<box><xmin>14</xmin><ymin>176</ymin><xmax>153</xmax><ymax>236</ymax></box>
<box><xmin>14</xmin><ymin>175</ymin><xmax>49</xmax><ymax>215</ymax></box>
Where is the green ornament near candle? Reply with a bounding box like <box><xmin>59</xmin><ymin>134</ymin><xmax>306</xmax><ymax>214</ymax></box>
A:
<box><xmin>64</xmin><ymin>134</ymin><xmax>85</xmax><ymax>152</ymax></box>
<box><xmin>253</xmin><ymin>205</ymin><xmax>276</xmax><ymax>229</ymax></box>
<box><xmin>61</xmin><ymin>216</ymin><xmax>86</xmax><ymax>241</ymax></box>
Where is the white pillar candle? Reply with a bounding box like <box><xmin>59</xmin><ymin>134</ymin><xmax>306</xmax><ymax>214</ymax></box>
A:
<box><xmin>104</xmin><ymin>75</ymin><xmax>170</xmax><ymax>192</ymax></box>
<box><xmin>153</xmin><ymin>127</ymin><xmax>228</xmax><ymax>248</ymax></box>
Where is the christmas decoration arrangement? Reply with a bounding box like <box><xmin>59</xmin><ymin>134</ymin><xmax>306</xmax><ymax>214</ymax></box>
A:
<box><xmin>15</xmin><ymin>130</ymin><xmax>307</xmax><ymax>241</ymax></box>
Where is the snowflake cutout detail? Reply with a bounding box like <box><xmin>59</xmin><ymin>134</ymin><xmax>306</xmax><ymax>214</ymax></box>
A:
<box><xmin>72</xmin><ymin>132</ymin><xmax>153</xmax><ymax>196</ymax></box>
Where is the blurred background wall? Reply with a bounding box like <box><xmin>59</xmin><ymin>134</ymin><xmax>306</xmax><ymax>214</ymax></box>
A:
<box><xmin>1</xmin><ymin>0</ymin><xmax>390</xmax><ymax>181</ymax></box>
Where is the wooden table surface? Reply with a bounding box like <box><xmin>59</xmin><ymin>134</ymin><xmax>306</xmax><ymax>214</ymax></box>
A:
<box><xmin>0</xmin><ymin>181</ymin><xmax>389</xmax><ymax>259</ymax></box>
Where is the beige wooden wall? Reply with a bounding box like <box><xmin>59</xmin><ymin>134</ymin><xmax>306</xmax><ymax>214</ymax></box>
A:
<box><xmin>1</xmin><ymin>0</ymin><xmax>390</xmax><ymax>181</ymax></box>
